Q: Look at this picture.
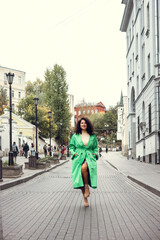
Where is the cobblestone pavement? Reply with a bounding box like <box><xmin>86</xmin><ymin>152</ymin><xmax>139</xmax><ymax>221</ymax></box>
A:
<box><xmin>1</xmin><ymin>157</ymin><xmax>160</xmax><ymax>240</ymax></box>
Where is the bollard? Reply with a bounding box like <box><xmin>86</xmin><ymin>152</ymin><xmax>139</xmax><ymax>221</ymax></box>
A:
<box><xmin>0</xmin><ymin>157</ymin><xmax>3</xmax><ymax>182</ymax></box>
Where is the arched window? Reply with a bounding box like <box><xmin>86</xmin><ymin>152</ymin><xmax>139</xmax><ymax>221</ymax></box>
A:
<box><xmin>131</xmin><ymin>87</ymin><xmax>135</xmax><ymax>112</ymax></box>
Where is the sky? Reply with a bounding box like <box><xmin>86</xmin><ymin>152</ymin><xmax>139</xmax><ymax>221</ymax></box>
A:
<box><xmin>0</xmin><ymin>0</ymin><xmax>127</xmax><ymax>109</ymax></box>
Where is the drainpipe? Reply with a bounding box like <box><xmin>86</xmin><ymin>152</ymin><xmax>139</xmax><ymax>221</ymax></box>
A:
<box><xmin>155</xmin><ymin>0</ymin><xmax>160</xmax><ymax>163</ymax></box>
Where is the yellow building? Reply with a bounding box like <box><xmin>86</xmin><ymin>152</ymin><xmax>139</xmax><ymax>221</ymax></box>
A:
<box><xmin>0</xmin><ymin>109</ymin><xmax>39</xmax><ymax>153</ymax></box>
<box><xmin>0</xmin><ymin>65</ymin><xmax>26</xmax><ymax>111</ymax></box>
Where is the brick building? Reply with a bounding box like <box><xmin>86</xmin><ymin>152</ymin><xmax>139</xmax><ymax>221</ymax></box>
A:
<box><xmin>74</xmin><ymin>101</ymin><xmax>106</xmax><ymax>124</ymax></box>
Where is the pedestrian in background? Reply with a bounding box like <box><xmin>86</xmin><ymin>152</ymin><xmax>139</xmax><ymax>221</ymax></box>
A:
<box><xmin>12</xmin><ymin>142</ymin><xmax>19</xmax><ymax>163</ymax></box>
<box><xmin>43</xmin><ymin>144</ymin><xmax>47</xmax><ymax>158</ymax></box>
<box><xmin>106</xmin><ymin>145</ymin><xmax>108</xmax><ymax>153</ymax></box>
<box><xmin>30</xmin><ymin>143</ymin><xmax>35</xmax><ymax>156</ymax></box>
<box><xmin>23</xmin><ymin>142</ymin><xmax>29</xmax><ymax>158</ymax></box>
<box><xmin>19</xmin><ymin>145</ymin><xmax>23</xmax><ymax>156</ymax></box>
<box><xmin>99</xmin><ymin>147</ymin><xmax>102</xmax><ymax>157</ymax></box>
<box><xmin>69</xmin><ymin>117</ymin><xmax>98</xmax><ymax>207</ymax></box>
<box><xmin>48</xmin><ymin>144</ymin><xmax>51</xmax><ymax>156</ymax></box>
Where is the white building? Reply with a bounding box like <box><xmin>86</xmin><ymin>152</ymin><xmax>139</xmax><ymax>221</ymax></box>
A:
<box><xmin>0</xmin><ymin>66</ymin><xmax>26</xmax><ymax>111</ymax></box>
<box><xmin>117</xmin><ymin>92</ymin><xmax>124</xmax><ymax>141</ymax></box>
<box><xmin>120</xmin><ymin>0</ymin><xmax>160</xmax><ymax>164</ymax></box>
<box><xmin>117</xmin><ymin>93</ymin><xmax>129</xmax><ymax>156</ymax></box>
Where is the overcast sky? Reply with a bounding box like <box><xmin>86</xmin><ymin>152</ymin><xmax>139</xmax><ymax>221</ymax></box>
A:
<box><xmin>0</xmin><ymin>0</ymin><xmax>127</xmax><ymax>109</ymax></box>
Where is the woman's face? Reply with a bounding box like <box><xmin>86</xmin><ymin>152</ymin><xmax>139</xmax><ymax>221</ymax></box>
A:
<box><xmin>80</xmin><ymin>119</ymin><xmax>87</xmax><ymax>131</ymax></box>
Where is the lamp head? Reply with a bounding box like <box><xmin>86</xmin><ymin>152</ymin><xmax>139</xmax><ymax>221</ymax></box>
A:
<box><xmin>48</xmin><ymin>111</ymin><xmax>52</xmax><ymax>118</ymax></box>
<box><xmin>33</xmin><ymin>97</ymin><xmax>39</xmax><ymax>105</ymax></box>
<box><xmin>6</xmin><ymin>72</ymin><xmax>14</xmax><ymax>84</ymax></box>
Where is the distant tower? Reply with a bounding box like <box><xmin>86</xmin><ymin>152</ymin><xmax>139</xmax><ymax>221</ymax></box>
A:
<box><xmin>117</xmin><ymin>91</ymin><xmax>124</xmax><ymax>140</ymax></box>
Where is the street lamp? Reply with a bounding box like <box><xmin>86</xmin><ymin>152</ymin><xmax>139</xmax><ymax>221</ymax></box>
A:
<box><xmin>60</xmin><ymin>121</ymin><xmax>63</xmax><ymax>158</ymax></box>
<box><xmin>48</xmin><ymin>111</ymin><xmax>52</xmax><ymax>156</ymax></box>
<box><xmin>33</xmin><ymin>97</ymin><xmax>39</xmax><ymax>159</ymax></box>
<box><xmin>6</xmin><ymin>72</ymin><xmax>14</xmax><ymax>166</ymax></box>
<box><xmin>66</xmin><ymin>127</ymin><xmax>69</xmax><ymax>157</ymax></box>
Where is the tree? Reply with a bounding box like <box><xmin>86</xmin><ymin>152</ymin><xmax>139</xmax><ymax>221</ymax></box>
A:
<box><xmin>44</xmin><ymin>64</ymin><xmax>72</xmax><ymax>144</ymax></box>
<box><xmin>17</xmin><ymin>93</ymin><xmax>57</xmax><ymax>138</ymax></box>
<box><xmin>0</xmin><ymin>87</ymin><xmax>8</xmax><ymax>115</ymax></box>
<box><xmin>89</xmin><ymin>105</ymin><xmax>118</xmax><ymax>146</ymax></box>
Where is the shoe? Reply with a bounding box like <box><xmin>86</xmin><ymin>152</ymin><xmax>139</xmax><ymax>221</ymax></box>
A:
<box><xmin>84</xmin><ymin>184</ymin><xmax>90</xmax><ymax>198</ymax></box>
<box><xmin>84</xmin><ymin>197</ymin><xmax>89</xmax><ymax>207</ymax></box>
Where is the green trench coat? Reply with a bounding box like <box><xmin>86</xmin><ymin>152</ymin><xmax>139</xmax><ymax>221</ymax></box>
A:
<box><xmin>69</xmin><ymin>133</ymin><xmax>98</xmax><ymax>189</ymax></box>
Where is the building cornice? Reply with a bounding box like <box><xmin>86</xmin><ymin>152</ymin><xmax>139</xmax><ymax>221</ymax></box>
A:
<box><xmin>120</xmin><ymin>0</ymin><xmax>133</xmax><ymax>32</ymax></box>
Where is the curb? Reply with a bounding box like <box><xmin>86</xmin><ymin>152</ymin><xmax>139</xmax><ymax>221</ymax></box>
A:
<box><xmin>105</xmin><ymin>160</ymin><xmax>160</xmax><ymax>198</ymax></box>
<box><xmin>0</xmin><ymin>160</ymin><xmax>69</xmax><ymax>191</ymax></box>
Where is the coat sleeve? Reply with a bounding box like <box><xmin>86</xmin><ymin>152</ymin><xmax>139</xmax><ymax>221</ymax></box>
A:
<box><xmin>69</xmin><ymin>134</ymin><xmax>77</xmax><ymax>160</ymax></box>
<box><xmin>93</xmin><ymin>135</ymin><xmax>99</xmax><ymax>160</ymax></box>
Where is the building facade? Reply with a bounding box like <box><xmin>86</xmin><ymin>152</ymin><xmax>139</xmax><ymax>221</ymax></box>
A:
<box><xmin>0</xmin><ymin>109</ymin><xmax>38</xmax><ymax>154</ymax></box>
<box><xmin>117</xmin><ymin>92</ymin><xmax>124</xmax><ymax>141</ymax></box>
<box><xmin>117</xmin><ymin>93</ymin><xmax>129</xmax><ymax>156</ymax></box>
<box><xmin>74</xmin><ymin>101</ymin><xmax>106</xmax><ymax>124</ymax></box>
<box><xmin>120</xmin><ymin>0</ymin><xmax>160</xmax><ymax>163</ymax></box>
<box><xmin>0</xmin><ymin>66</ymin><xmax>26</xmax><ymax>111</ymax></box>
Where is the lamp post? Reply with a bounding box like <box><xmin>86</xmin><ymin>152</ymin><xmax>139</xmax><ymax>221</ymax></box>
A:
<box><xmin>48</xmin><ymin>111</ymin><xmax>52</xmax><ymax>156</ymax></box>
<box><xmin>66</xmin><ymin>127</ymin><xmax>69</xmax><ymax>157</ymax></box>
<box><xmin>33</xmin><ymin>98</ymin><xmax>39</xmax><ymax>159</ymax></box>
<box><xmin>6</xmin><ymin>72</ymin><xmax>14</xmax><ymax>166</ymax></box>
<box><xmin>60</xmin><ymin>121</ymin><xmax>63</xmax><ymax>158</ymax></box>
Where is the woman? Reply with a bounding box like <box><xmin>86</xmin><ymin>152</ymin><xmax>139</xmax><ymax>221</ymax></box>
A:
<box><xmin>30</xmin><ymin>143</ymin><xmax>35</xmax><ymax>156</ymax></box>
<box><xmin>69</xmin><ymin>117</ymin><xmax>98</xmax><ymax>207</ymax></box>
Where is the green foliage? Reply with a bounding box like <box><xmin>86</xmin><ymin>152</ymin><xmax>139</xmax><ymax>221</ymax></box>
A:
<box><xmin>16</xmin><ymin>64</ymin><xmax>71</xmax><ymax>142</ymax></box>
<box><xmin>89</xmin><ymin>105</ymin><xmax>118</xmax><ymax>146</ymax></box>
<box><xmin>44</xmin><ymin>64</ymin><xmax>72</xmax><ymax>144</ymax></box>
<box><xmin>0</xmin><ymin>87</ymin><xmax>8</xmax><ymax>115</ymax></box>
<box><xmin>17</xmin><ymin>94</ymin><xmax>57</xmax><ymax>138</ymax></box>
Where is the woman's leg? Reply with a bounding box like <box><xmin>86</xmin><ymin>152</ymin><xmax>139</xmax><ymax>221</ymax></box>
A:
<box><xmin>81</xmin><ymin>163</ymin><xmax>88</xmax><ymax>184</ymax></box>
<box><xmin>81</xmin><ymin>163</ymin><xmax>90</xmax><ymax>199</ymax></box>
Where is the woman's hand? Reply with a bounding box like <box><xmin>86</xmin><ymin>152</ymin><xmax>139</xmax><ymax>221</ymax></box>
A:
<box><xmin>92</xmin><ymin>153</ymin><xmax>97</xmax><ymax>157</ymax></box>
<box><xmin>74</xmin><ymin>153</ymin><xmax>79</xmax><ymax>157</ymax></box>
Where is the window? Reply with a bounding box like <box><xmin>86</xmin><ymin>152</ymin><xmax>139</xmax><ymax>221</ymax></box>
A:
<box><xmin>130</xmin><ymin>59</ymin><xmax>132</xmax><ymax>77</ymax></box>
<box><xmin>141</xmin><ymin>2</ymin><xmax>144</xmax><ymax>33</ymax></box>
<box><xmin>18</xmin><ymin>76</ymin><xmax>22</xmax><ymax>84</ymax></box>
<box><xmin>141</xmin><ymin>43</ymin><xmax>145</xmax><ymax>77</ymax></box>
<box><xmin>132</xmin><ymin>53</ymin><xmax>134</xmax><ymax>74</ymax></box>
<box><xmin>18</xmin><ymin>92</ymin><xmax>21</xmax><ymax>99</ymax></box>
<box><xmin>148</xmin><ymin>54</ymin><xmax>151</xmax><ymax>79</ymax></box>
<box><xmin>137</xmin><ymin>76</ymin><xmax>139</xmax><ymax>96</ymax></box>
<box><xmin>0</xmin><ymin>136</ymin><xmax>1</xmax><ymax>150</ymax></box>
<box><xmin>11</xmin><ymin>90</ymin><xmax>14</xmax><ymax>97</ymax></box>
<box><xmin>138</xmin><ymin>116</ymin><xmax>140</xmax><ymax>140</ymax></box>
<box><xmin>129</xmin><ymin>28</ymin><xmax>131</xmax><ymax>44</ymax></box>
<box><xmin>4</xmin><ymin>74</ymin><xmax>7</xmax><ymax>83</ymax></box>
<box><xmin>147</xmin><ymin>3</ymin><xmax>150</xmax><ymax>30</ymax></box>
<box><xmin>148</xmin><ymin>103</ymin><xmax>152</xmax><ymax>133</ymax></box>
<box><xmin>136</xmin><ymin>34</ymin><xmax>138</xmax><ymax>59</ymax></box>
<box><xmin>12</xmin><ymin>104</ymin><xmax>15</xmax><ymax>111</ymax></box>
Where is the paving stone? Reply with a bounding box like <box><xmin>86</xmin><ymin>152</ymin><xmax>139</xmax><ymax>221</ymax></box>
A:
<box><xmin>1</xmin><ymin>158</ymin><xmax>160</xmax><ymax>240</ymax></box>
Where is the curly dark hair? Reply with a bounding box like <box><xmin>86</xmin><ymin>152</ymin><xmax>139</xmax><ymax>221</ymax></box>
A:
<box><xmin>75</xmin><ymin>117</ymin><xmax>94</xmax><ymax>135</ymax></box>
